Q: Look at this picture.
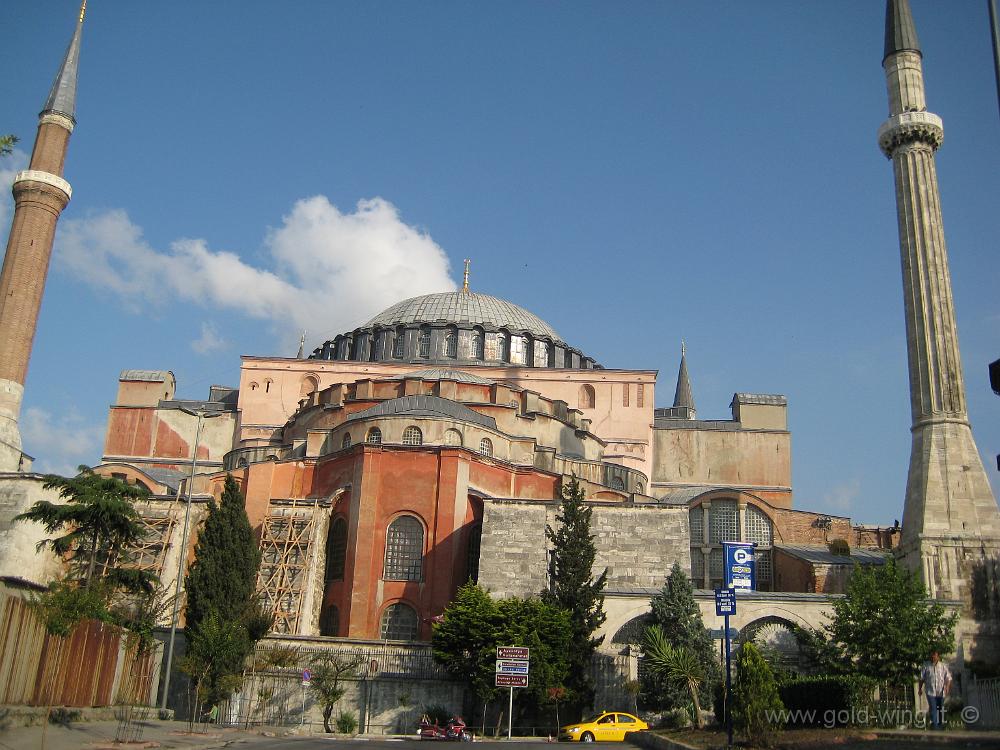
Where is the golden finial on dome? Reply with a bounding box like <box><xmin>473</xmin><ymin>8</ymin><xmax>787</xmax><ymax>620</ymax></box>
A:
<box><xmin>462</xmin><ymin>259</ymin><xmax>471</xmax><ymax>292</ymax></box>
<box><xmin>79</xmin><ymin>0</ymin><xmax>87</xmax><ymax>23</ymax></box>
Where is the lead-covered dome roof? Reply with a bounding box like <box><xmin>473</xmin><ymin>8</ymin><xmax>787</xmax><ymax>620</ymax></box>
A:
<box><xmin>365</xmin><ymin>292</ymin><xmax>561</xmax><ymax>341</ymax></box>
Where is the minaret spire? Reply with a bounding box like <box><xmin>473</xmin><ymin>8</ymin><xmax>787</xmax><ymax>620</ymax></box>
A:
<box><xmin>672</xmin><ymin>341</ymin><xmax>696</xmax><ymax>419</ymax></box>
<box><xmin>462</xmin><ymin>259</ymin><xmax>471</xmax><ymax>292</ymax></box>
<box><xmin>0</xmin><ymin>7</ymin><xmax>84</xmax><ymax>470</ymax></box>
<box><xmin>879</xmin><ymin>0</ymin><xmax>1000</xmax><ymax>609</ymax></box>
<box><xmin>297</xmin><ymin>331</ymin><xmax>306</xmax><ymax>359</ymax></box>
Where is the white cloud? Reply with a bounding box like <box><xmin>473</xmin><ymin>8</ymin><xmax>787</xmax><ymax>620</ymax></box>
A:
<box><xmin>20</xmin><ymin>407</ymin><xmax>105</xmax><ymax>477</ymax></box>
<box><xmin>822</xmin><ymin>478</ymin><xmax>861</xmax><ymax>514</ymax></box>
<box><xmin>0</xmin><ymin>147</ymin><xmax>29</xmax><ymax>230</ymax></box>
<box><xmin>55</xmin><ymin>196</ymin><xmax>457</xmax><ymax>346</ymax></box>
<box><xmin>191</xmin><ymin>321</ymin><xmax>227</xmax><ymax>354</ymax></box>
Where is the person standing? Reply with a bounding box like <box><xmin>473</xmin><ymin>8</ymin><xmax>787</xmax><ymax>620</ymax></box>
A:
<box><xmin>918</xmin><ymin>651</ymin><xmax>952</xmax><ymax>730</ymax></box>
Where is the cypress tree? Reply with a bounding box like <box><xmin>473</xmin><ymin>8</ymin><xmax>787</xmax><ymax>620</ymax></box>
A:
<box><xmin>543</xmin><ymin>476</ymin><xmax>608</xmax><ymax>709</ymax></box>
<box><xmin>642</xmin><ymin>563</ymin><xmax>720</xmax><ymax>711</ymax></box>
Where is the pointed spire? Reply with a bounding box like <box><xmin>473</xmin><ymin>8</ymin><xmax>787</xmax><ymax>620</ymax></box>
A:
<box><xmin>297</xmin><ymin>331</ymin><xmax>306</xmax><ymax>359</ymax></box>
<box><xmin>673</xmin><ymin>341</ymin><xmax>696</xmax><ymax>417</ymax></box>
<box><xmin>462</xmin><ymin>259</ymin><xmax>471</xmax><ymax>292</ymax></box>
<box><xmin>42</xmin><ymin>1</ymin><xmax>86</xmax><ymax>121</ymax></box>
<box><xmin>884</xmin><ymin>0</ymin><xmax>921</xmax><ymax>63</ymax></box>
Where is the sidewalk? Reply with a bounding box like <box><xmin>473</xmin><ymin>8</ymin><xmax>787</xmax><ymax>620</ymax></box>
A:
<box><xmin>0</xmin><ymin>719</ymin><xmax>295</xmax><ymax>750</ymax></box>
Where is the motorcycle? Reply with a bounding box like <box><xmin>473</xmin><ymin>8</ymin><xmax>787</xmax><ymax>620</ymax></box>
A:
<box><xmin>419</xmin><ymin>715</ymin><xmax>473</xmax><ymax>741</ymax></box>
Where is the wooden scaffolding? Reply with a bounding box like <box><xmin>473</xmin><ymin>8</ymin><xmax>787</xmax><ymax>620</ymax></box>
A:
<box><xmin>256</xmin><ymin>498</ymin><xmax>320</xmax><ymax>634</ymax></box>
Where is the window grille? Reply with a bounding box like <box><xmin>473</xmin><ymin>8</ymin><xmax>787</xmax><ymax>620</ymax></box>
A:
<box><xmin>418</xmin><ymin>326</ymin><xmax>431</xmax><ymax>358</ymax></box>
<box><xmin>472</xmin><ymin>329</ymin><xmax>485</xmax><ymax>359</ymax></box>
<box><xmin>444</xmin><ymin>429</ymin><xmax>462</xmax><ymax>446</ymax></box>
<box><xmin>611</xmin><ymin>476</ymin><xmax>625</xmax><ymax>491</ymax></box>
<box><xmin>319</xmin><ymin>605</ymin><xmax>339</xmax><ymax>637</ymax></box>
<box><xmin>445</xmin><ymin>328</ymin><xmax>458</xmax><ymax>358</ymax></box>
<box><xmin>709</xmin><ymin>547</ymin><xmax>724</xmax><ymax>580</ymax></box>
<box><xmin>326</xmin><ymin>517</ymin><xmax>348</xmax><ymax>581</ymax></box>
<box><xmin>342</xmin><ymin>433</ymin><xmax>352</xmax><ymax>450</ymax></box>
<box><xmin>402</xmin><ymin>426</ymin><xmax>422</xmax><ymax>446</ymax></box>
<box><xmin>755</xmin><ymin>549</ymin><xmax>772</xmax><ymax>583</ymax></box>
<box><xmin>366</xmin><ymin>427</ymin><xmax>382</xmax><ymax>445</ymax></box>
<box><xmin>380</xmin><ymin>603</ymin><xmax>419</xmax><ymax>640</ymax></box>
<box><xmin>467</xmin><ymin>524</ymin><xmax>482</xmax><ymax>583</ymax></box>
<box><xmin>689</xmin><ymin>507</ymin><xmax>704</xmax><ymax>545</ymax></box>
<box><xmin>744</xmin><ymin>505</ymin><xmax>773</xmax><ymax>546</ymax></box>
<box><xmin>498</xmin><ymin>332</ymin><xmax>510</xmax><ymax>361</ymax></box>
<box><xmin>691</xmin><ymin>548</ymin><xmax>705</xmax><ymax>581</ymax></box>
<box><xmin>392</xmin><ymin>328</ymin><xmax>405</xmax><ymax>358</ymax></box>
<box><xmin>384</xmin><ymin>516</ymin><xmax>424</xmax><ymax>581</ymax></box>
<box><xmin>479</xmin><ymin>438</ymin><xmax>493</xmax><ymax>457</ymax></box>
<box><xmin>709</xmin><ymin>500</ymin><xmax>738</xmax><ymax>544</ymax></box>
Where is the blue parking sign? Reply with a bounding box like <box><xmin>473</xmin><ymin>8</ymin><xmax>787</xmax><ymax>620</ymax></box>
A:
<box><xmin>723</xmin><ymin>541</ymin><xmax>756</xmax><ymax>590</ymax></box>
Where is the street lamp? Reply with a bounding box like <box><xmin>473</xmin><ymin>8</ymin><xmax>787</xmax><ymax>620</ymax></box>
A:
<box><xmin>160</xmin><ymin>406</ymin><xmax>223</xmax><ymax>712</ymax></box>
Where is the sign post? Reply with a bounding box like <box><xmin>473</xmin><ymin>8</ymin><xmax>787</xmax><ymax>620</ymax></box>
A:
<box><xmin>720</xmin><ymin>541</ymin><xmax>755</xmax><ymax>749</ymax></box>
<box><xmin>301</xmin><ymin>669</ymin><xmax>312</xmax><ymax>726</ymax></box>
<box><xmin>496</xmin><ymin>647</ymin><xmax>529</xmax><ymax>739</ymax></box>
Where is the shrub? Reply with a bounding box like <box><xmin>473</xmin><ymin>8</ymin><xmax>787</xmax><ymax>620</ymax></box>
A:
<box><xmin>49</xmin><ymin>708</ymin><xmax>82</xmax><ymax>726</ymax></box>
<box><xmin>733</xmin><ymin>643</ymin><xmax>784</xmax><ymax>747</ymax></box>
<box><xmin>421</xmin><ymin>704</ymin><xmax>451</xmax><ymax>725</ymax></box>
<box><xmin>335</xmin><ymin>711</ymin><xmax>358</xmax><ymax>734</ymax></box>
<box><xmin>777</xmin><ymin>675</ymin><xmax>875</xmax><ymax>726</ymax></box>
<box><xmin>827</xmin><ymin>539</ymin><xmax>851</xmax><ymax>556</ymax></box>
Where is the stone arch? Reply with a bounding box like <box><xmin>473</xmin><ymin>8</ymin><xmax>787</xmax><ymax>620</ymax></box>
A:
<box><xmin>738</xmin><ymin>615</ymin><xmax>804</xmax><ymax>671</ymax></box>
<box><xmin>300</xmin><ymin>373</ymin><xmax>320</xmax><ymax>397</ymax></box>
<box><xmin>610</xmin><ymin>614</ymin><xmax>652</xmax><ymax>646</ymax></box>
<box><xmin>579</xmin><ymin>384</ymin><xmax>596</xmax><ymax>409</ymax></box>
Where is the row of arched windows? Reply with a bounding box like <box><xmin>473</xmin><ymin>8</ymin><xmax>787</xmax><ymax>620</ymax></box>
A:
<box><xmin>339</xmin><ymin>426</ymin><xmax>497</xmax><ymax>456</ymax></box>
<box><xmin>689</xmin><ymin>500</ymin><xmax>774</xmax><ymax>589</ymax></box>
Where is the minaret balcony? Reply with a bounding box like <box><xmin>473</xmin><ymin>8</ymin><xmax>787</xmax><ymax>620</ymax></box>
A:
<box><xmin>13</xmin><ymin>170</ymin><xmax>73</xmax><ymax>201</ymax></box>
<box><xmin>878</xmin><ymin>111</ymin><xmax>943</xmax><ymax>157</ymax></box>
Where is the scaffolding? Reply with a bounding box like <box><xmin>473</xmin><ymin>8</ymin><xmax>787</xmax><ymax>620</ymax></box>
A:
<box><xmin>122</xmin><ymin>509</ymin><xmax>177</xmax><ymax>577</ymax></box>
<box><xmin>257</xmin><ymin>499</ymin><xmax>320</xmax><ymax>634</ymax></box>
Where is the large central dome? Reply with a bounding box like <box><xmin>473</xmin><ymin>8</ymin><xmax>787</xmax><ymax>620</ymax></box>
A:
<box><xmin>365</xmin><ymin>291</ymin><xmax>561</xmax><ymax>341</ymax></box>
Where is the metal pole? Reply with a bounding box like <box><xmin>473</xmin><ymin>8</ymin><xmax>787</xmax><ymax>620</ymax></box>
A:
<box><xmin>507</xmin><ymin>686</ymin><xmax>513</xmax><ymax>740</ymax></box>
<box><xmin>989</xmin><ymin>0</ymin><xmax>1000</xmax><ymax>121</ymax></box>
<box><xmin>160</xmin><ymin>412</ymin><xmax>206</xmax><ymax>710</ymax></box>
<box><xmin>724</xmin><ymin>613</ymin><xmax>733</xmax><ymax>749</ymax></box>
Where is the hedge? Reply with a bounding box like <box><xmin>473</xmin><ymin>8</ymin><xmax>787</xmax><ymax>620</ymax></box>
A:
<box><xmin>777</xmin><ymin>675</ymin><xmax>876</xmax><ymax>726</ymax></box>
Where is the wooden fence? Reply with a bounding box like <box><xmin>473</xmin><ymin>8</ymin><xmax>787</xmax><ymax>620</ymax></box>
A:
<box><xmin>0</xmin><ymin>589</ymin><xmax>158</xmax><ymax>707</ymax></box>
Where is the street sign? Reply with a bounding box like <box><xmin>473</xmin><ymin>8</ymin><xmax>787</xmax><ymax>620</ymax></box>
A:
<box><xmin>709</xmin><ymin>628</ymin><xmax>740</xmax><ymax>639</ymax></box>
<box><xmin>715</xmin><ymin>587</ymin><xmax>736</xmax><ymax>616</ymax></box>
<box><xmin>302</xmin><ymin>669</ymin><xmax>312</xmax><ymax>682</ymax></box>
<box><xmin>497</xmin><ymin>646</ymin><xmax>529</xmax><ymax>660</ymax></box>
<box><xmin>723</xmin><ymin>541</ymin><xmax>756</xmax><ymax>590</ymax></box>
<box><xmin>496</xmin><ymin>659</ymin><xmax>530</xmax><ymax>675</ymax></box>
<box><xmin>496</xmin><ymin>674</ymin><xmax>528</xmax><ymax>687</ymax></box>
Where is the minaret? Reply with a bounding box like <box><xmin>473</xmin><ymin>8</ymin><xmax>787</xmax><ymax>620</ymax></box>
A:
<box><xmin>672</xmin><ymin>342</ymin><xmax>696</xmax><ymax>420</ymax></box>
<box><xmin>879</xmin><ymin>0</ymin><xmax>1000</xmax><ymax>610</ymax></box>
<box><xmin>0</xmin><ymin>4</ymin><xmax>84</xmax><ymax>471</ymax></box>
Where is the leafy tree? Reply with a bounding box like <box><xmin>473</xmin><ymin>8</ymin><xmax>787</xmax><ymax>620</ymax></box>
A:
<box><xmin>15</xmin><ymin>466</ymin><xmax>153</xmax><ymax>591</ymax></box>
<box><xmin>0</xmin><ymin>134</ymin><xmax>17</xmax><ymax>157</ymax></box>
<box><xmin>643</xmin><ymin>626</ymin><xmax>706</xmax><ymax>728</ymax></box>
<box><xmin>732</xmin><ymin>642</ymin><xmax>784</xmax><ymax>747</ymax></box>
<box><xmin>641</xmin><ymin>563</ymin><xmax>719</xmax><ymax>712</ymax></box>
<box><xmin>496</xmin><ymin>596</ymin><xmax>573</xmax><ymax>707</ymax></box>
<box><xmin>432</xmin><ymin>581</ymin><xmax>501</xmax><ymax>700</ymax></box>
<box><xmin>309</xmin><ymin>652</ymin><xmax>364</xmax><ymax>733</ymax></box>
<box><xmin>825</xmin><ymin>559</ymin><xmax>957</xmax><ymax>685</ymax></box>
<box><xmin>542</xmin><ymin>476</ymin><xmax>607</xmax><ymax>708</ymax></box>
<box><xmin>180</xmin><ymin>612</ymin><xmax>248</xmax><ymax>725</ymax></box>
<box><xmin>183</xmin><ymin>475</ymin><xmax>269</xmax><ymax>707</ymax></box>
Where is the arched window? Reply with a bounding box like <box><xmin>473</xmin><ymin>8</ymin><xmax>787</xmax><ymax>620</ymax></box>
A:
<box><xmin>402</xmin><ymin>426</ymin><xmax>423</xmax><ymax>446</ymax></box>
<box><xmin>687</xmin><ymin>499</ymin><xmax>773</xmax><ymax>590</ymax></box>
<box><xmin>392</xmin><ymin>327</ymin><xmax>405</xmax><ymax>359</ymax></box>
<box><xmin>499</xmin><ymin>330</ymin><xmax>510</xmax><ymax>362</ymax></box>
<box><xmin>744</xmin><ymin>504</ymin><xmax>774</xmax><ymax>586</ymax></box>
<box><xmin>444</xmin><ymin>429</ymin><xmax>463</xmax><ymax>447</ymax></box>
<box><xmin>370</xmin><ymin>328</ymin><xmax>381</xmax><ymax>361</ymax></box>
<box><xmin>418</xmin><ymin>325</ymin><xmax>431</xmax><ymax>358</ymax></box>
<box><xmin>250</xmin><ymin>382</ymin><xmax>259</xmax><ymax>391</ymax></box>
<box><xmin>366</xmin><ymin>427</ymin><xmax>382</xmax><ymax>445</ymax></box>
<box><xmin>380</xmin><ymin>602</ymin><xmax>419</xmax><ymax>640</ymax></box>
<box><xmin>384</xmin><ymin>515</ymin><xmax>423</xmax><ymax>581</ymax></box>
<box><xmin>325</xmin><ymin>517</ymin><xmax>348</xmax><ymax>582</ymax></box>
<box><xmin>524</xmin><ymin>335</ymin><xmax>535</xmax><ymax>367</ymax></box>
<box><xmin>479</xmin><ymin>438</ymin><xmax>493</xmax><ymax>457</ymax></box>
<box><xmin>342</xmin><ymin>433</ymin><xmax>352</xmax><ymax>450</ymax></box>
<box><xmin>611</xmin><ymin>476</ymin><xmax>625</xmax><ymax>491</ymax></box>
<box><xmin>579</xmin><ymin>384</ymin><xmax>596</xmax><ymax>409</ymax></box>
<box><xmin>301</xmin><ymin>375</ymin><xmax>319</xmax><ymax>397</ymax></box>
<box><xmin>319</xmin><ymin>605</ymin><xmax>340</xmax><ymax>637</ymax></box>
<box><xmin>445</xmin><ymin>327</ymin><xmax>458</xmax><ymax>358</ymax></box>
<box><xmin>472</xmin><ymin>327</ymin><xmax>485</xmax><ymax>360</ymax></box>
<box><xmin>467</xmin><ymin>524</ymin><xmax>482</xmax><ymax>584</ymax></box>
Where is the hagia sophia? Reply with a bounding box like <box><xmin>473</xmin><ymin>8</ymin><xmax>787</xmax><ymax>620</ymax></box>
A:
<box><xmin>1</xmin><ymin>0</ymin><xmax>999</xmax><ymax>718</ymax></box>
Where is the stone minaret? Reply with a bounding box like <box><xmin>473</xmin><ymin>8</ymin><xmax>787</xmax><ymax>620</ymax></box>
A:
<box><xmin>0</xmin><ymin>4</ymin><xmax>85</xmax><ymax>472</ymax></box>
<box><xmin>879</xmin><ymin>0</ymin><xmax>1000</xmax><ymax>629</ymax></box>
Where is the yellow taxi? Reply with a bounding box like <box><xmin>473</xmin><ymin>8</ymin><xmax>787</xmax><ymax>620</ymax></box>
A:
<box><xmin>558</xmin><ymin>711</ymin><xmax>648</xmax><ymax>742</ymax></box>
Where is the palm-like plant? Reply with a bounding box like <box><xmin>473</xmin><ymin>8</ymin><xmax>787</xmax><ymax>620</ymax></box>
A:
<box><xmin>643</xmin><ymin>625</ymin><xmax>705</xmax><ymax>728</ymax></box>
<box><xmin>15</xmin><ymin>466</ymin><xmax>152</xmax><ymax>591</ymax></box>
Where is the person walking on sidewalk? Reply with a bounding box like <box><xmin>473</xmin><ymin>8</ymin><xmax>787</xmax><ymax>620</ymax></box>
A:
<box><xmin>919</xmin><ymin>651</ymin><xmax>951</xmax><ymax>730</ymax></box>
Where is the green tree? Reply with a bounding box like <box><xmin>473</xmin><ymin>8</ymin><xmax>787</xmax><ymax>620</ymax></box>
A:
<box><xmin>496</xmin><ymin>596</ymin><xmax>573</xmax><ymax>708</ymax></box>
<box><xmin>432</xmin><ymin>581</ymin><xmax>501</xmax><ymax>700</ymax></box>
<box><xmin>0</xmin><ymin>134</ymin><xmax>17</xmax><ymax>157</ymax></box>
<box><xmin>641</xmin><ymin>563</ymin><xmax>719</xmax><ymax>712</ymax></box>
<box><xmin>825</xmin><ymin>559</ymin><xmax>956</xmax><ymax>685</ymax></box>
<box><xmin>732</xmin><ymin>642</ymin><xmax>784</xmax><ymax>747</ymax></box>
<box><xmin>542</xmin><ymin>476</ymin><xmax>607</xmax><ymax>709</ymax></box>
<box><xmin>180</xmin><ymin>612</ymin><xmax>249</xmax><ymax>725</ymax></box>
<box><xmin>183</xmin><ymin>475</ymin><xmax>269</xmax><ymax>707</ymax></box>
<box><xmin>15</xmin><ymin>466</ymin><xmax>153</xmax><ymax>591</ymax></box>
<box><xmin>309</xmin><ymin>652</ymin><xmax>364</xmax><ymax>733</ymax></box>
<box><xmin>643</xmin><ymin>626</ymin><xmax>706</xmax><ymax>728</ymax></box>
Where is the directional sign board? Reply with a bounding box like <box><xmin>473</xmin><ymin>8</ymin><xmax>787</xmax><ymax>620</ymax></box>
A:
<box><xmin>497</xmin><ymin>646</ymin><xmax>529</xmax><ymax>660</ymax></box>
<box><xmin>709</xmin><ymin>627</ymin><xmax>740</xmax><ymax>640</ymax></box>
<box><xmin>723</xmin><ymin>541</ymin><xmax>756</xmax><ymax>590</ymax></box>
<box><xmin>715</xmin><ymin>587</ymin><xmax>736</xmax><ymax>616</ymax></box>
<box><xmin>496</xmin><ymin>674</ymin><xmax>528</xmax><ymax>687</ymax></box>
<box><xmin>496</xmin><ymin>659</ymin><xmax>530</xmax><ymax>675</ymax></box>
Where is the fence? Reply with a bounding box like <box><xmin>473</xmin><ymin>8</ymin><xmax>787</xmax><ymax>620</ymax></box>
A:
<box><xmin>967</xmin><ymin>676</ymin><xmax>1000</xmax><ymax>729</ymax></box>
<box><xmin>0</xmin><ymin>589</ymin><xmax>159</xmax><ymax>708</ymax></box>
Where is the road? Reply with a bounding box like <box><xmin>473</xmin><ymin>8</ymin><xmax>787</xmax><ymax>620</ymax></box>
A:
<box><xmin>242</xmin><ymin>740</ymin><xmax>625</xmax><ymax>749</ymax></box>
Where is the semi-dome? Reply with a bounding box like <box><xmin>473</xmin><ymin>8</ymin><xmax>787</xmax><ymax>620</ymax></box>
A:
<box><xmin>366</xmin><ymin>292</ymin><xmax>561</xmax><ymax>341</ymax></box>
<box><xmin>311</xmin><ymin>289</ymin><xmax>599</xmax><ymax>370</ymax></box>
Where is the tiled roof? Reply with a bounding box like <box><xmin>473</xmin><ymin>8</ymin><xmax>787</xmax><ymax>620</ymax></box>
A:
<box><xmin>346</xmin><ymin>395</ymin><xmax>497</xmax><ymax>430</ymax></box>
<box><xmin>391</xmin><ymin>368</ymin><xmax>495</xmax><ymax>385</ymax></box>
<box><xmin>365</xmin><ymin>291</ymin><xmax>561</xmax><ymax>341</ymax></box>
<box><xmin>775</xmin><ymin>544</ymin><xmax>890</xmax><ymax>566</ymax></box>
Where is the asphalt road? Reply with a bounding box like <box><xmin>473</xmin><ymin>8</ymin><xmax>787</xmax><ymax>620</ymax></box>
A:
<box><xmin>245</xmin><ymin>740</ymin><xmax>625</xmax><ymax>749</ymax></box>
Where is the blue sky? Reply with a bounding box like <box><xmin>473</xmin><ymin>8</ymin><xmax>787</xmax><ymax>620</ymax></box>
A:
<box><xmin>3</xmin><ymin>1</ymin><xmax>998</xmax><ymax>525</ymax></box>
